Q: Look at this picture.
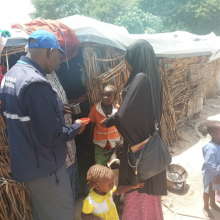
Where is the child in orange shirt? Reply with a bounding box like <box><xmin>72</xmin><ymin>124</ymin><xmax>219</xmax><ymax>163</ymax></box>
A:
<box><xmin>89</xmin><ymin>85</ymin><xmax>120</xmax><ymax>166</ymax></box>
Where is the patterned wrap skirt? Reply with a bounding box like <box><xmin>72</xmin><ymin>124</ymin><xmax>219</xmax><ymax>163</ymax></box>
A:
<box><xmin>122</xmin><ymin>190</ymin><xmax>164</xmax><ymax>220</ymax></box>
<box><xmin>66</xmin><ymin>154</ymin><xmax>79</xmax><ymax>203</ymax></box>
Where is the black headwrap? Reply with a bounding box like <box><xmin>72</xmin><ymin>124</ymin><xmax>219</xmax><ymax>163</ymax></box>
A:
<box><xmin>125</xmin><ymin>39</ymin><xmax>162</xmax><ymax>125</ymax></box>
<box><xmin>110</xmin><ymin>39</ymin><xmax>163</xmax><ymax>146</ymax></box>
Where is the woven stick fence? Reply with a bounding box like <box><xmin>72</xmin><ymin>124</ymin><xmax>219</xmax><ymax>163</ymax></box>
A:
<box><xmin>81</xmin><ymin>43</ymin><xmax>220</xmax><ymax>147</ymax></box>
<box><xmin>159</xmin><ymin>57</ymin><xmax>220</xmax><ymax>122</ymax></box>
<box><xmin>1</xmin><ymin>45</ymin><xmax>26</xmax><ymax>57</ymax></box>
<box><xmin>0</xmin><ymin>106</ymin><xmax>32</xmax><ymax>220</ymax></box>
<box><xmin>81</xmin><ymin>43</ymin><xmax>129</xmax><ymax>107</ymax></box>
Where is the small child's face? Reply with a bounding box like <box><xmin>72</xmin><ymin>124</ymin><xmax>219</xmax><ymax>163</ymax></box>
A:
<box><xmin>97</xmin><ymin>172</ymin><xmax>114</xmax><ymax>193</ymax></box>
<box><xmin>101</xmin><ymin>88</ymin><xmax>115</xmax><ymax>106</ymax></box>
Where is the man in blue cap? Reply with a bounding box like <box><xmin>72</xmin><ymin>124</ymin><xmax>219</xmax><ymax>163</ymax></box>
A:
<box><xmin>0</xmin><ymin>30</ymin><xmax>85</xmax><ymax>220</ymax></box>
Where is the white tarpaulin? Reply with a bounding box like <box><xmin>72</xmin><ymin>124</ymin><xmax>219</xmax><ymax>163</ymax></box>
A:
<box><xmin>208</xmin><ymin>37</ymin><xmax>220</xmax><ymax>62</ymax></box>
<box><xmin>0</xmin><ymin>36</ymin><xmax>7</xmax><ymax>60</ymax></box>
<box><xmin>4</xmin><ymin>29</ymin><xmax>29</xmax><ymax>47</ymax></box>
<box><xmin>130</xmin><ymin>32</ymin><xmax>214</xmax><ymax>58</ymax></box>
<box><xmin>59</xmin><ymin>15</ymin><xmax>215</xmax><ymax>58</ymax></box>
<box><xmin>59</xmin><ymin>15</ymin><xmax>132</xmax><ymax>50</ymax></box>
<box><xmin>2</xmin><ymin>15</ymin><xmax>220</xmax><ymax>59</ymax></box>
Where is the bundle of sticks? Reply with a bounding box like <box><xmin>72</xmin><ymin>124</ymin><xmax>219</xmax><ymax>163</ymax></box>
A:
<box><xmin>1</xmin><ymin>45</ymin><xmax>26</xmax><ymax>57</ymax></box>
<box><xmin>0</xmin><ymin>107</ymin><xmax>32</xmax><ymax>220</ymax></box>
<box><xmin>82</xmin><ymin>43</ymin><xmax>129</xmax><ymax>107</ymax></box>
<box><xmin>158</xmin><ymin>56</ymin><xmax>220</xmax><ymax>146</ymax></box>
<box><xmin>159</xmin><ymin>56</ymin><xmax>220</xmax><ymax>125</ymax></box>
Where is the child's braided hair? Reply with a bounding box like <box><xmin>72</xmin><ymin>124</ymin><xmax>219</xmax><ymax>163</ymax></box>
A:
<box><xmin>87</xmin><ymin>164</ymin><xmax>112</xmax><ymax>188</ymax></box>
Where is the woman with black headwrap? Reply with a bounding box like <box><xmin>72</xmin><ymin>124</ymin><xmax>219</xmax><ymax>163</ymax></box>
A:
<box><xmin>100</xmin><ymin>40</ymin><xmax>167</xmax><ymax>220</ymax></box>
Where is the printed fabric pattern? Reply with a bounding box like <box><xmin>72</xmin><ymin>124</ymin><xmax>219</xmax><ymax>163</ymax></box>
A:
<box><xmin>46</xmin><ymin>72</ymin><xmax>76</xmax><ymax>167</ymax></box>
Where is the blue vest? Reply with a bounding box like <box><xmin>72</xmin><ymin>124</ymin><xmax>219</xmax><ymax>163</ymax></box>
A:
<box><xmin>0</xmin><ymin>62</ymin><xmax>67</xmax><ymax>182</ymax></box>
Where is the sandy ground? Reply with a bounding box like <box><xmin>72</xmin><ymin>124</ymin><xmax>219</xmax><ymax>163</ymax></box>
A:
<box><xmin>75</xmin><ymin>96</ymin><xmax>220</xmax><ymax>220</ymax></box>
<box><xmin>163</xmin><ymin>96</ymin><xmax>220</xmax><ymax>220</ymax></box>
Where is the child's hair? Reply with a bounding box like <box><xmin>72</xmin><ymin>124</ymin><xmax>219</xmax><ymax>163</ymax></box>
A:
<box><xmin>207</xmin><ymin>121</ymin><xmax>220</xmax><ymax>135</ymax></box>
<box><xmin>104</xmin><ymin>85</ymin><xmax>117</xmax><ymax>98</ymax></box>
<box><xmin>87</xmin><ymin>164</ymin><xmax>112</xmax><ymax>188</ymax></box>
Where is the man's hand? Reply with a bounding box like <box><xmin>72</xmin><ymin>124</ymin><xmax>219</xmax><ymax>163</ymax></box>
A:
<box><xmin>100</xmin><ymin>119</ymin><xmax>107</xmax><ymax>128</ymax></box>
<box><xmin>75</xmin><ymin>120</ymin><xmax>85</xmax><ymax>134</ymax></box>
<box><xmin>63</xmin><ymin>104</ymin><xmax>72</xmax><ymax>115</ymax></box>
<box><xmin>132</xmin><ymin>182</ymin><xmax>145</xmax><ymax>189</ymax></box>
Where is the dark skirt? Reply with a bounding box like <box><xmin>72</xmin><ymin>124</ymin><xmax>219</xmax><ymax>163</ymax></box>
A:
<box><xmin>119</xmin><ymin>142</ymin><xmax>167</xmax><ymax>196</ymax></box>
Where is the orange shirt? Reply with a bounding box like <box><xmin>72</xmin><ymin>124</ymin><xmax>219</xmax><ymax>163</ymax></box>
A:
<box><xmin>89</xmin><ymin>102</ymin><xmax>120</xmax><ymax>149</ymax></box>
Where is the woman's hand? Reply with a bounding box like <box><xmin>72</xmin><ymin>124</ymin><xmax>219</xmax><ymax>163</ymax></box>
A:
<box><xmin>68</xmin><ymin>94</ymin><xmax>88</xmax><ymax>105</ymax></box>
<box><xmin>63</xmin><ymin>104</ymin><xmax>72</xmax><ymax>115</ymax></box>
<box><xmin>132</xmin><ymin>182</ymin><xmax>145</xmax><ymax>189</ymax></box>
<box><xmin>100</xmin><ymin>119</ymin><xmax>107</xmax><ymax>128</ymax></box>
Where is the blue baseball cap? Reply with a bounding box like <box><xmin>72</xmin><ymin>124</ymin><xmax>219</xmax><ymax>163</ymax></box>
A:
<box><xmin>28</xmin><ymin>29</ymin><xmax>66</xmax><ymax>55</ymax></box>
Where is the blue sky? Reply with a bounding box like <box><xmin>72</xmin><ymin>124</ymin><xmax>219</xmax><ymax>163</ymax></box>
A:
<box><xmin>0</xmin><ymin>0</ymin><xmax>35</xmax><ymax>30</ymax></box>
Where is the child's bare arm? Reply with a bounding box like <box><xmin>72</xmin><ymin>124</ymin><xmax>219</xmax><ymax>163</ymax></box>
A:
<box><xmin>214</xmin><ymin>175</ymin><xmax>220</xmax><ymax>184</ymax></box>
<box><xmin>113</xmin><ymin>183</ymin><xmax>144</xmax><ymax>195</ymax></box>
<box><xmin>81</xmin><ymin>212</ymin><xmax>104</xmax><ymax>220</ymax></box>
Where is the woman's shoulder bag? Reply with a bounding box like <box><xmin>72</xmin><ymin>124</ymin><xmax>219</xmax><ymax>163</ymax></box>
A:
<box><xmin>127</xmin><ymin>75</ymin><xmax>172</xmax><ymax>183</ymax></box>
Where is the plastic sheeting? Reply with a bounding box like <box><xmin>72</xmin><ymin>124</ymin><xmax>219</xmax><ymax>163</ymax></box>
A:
<box><xmin>215</xmin><ymin>71</ymin><xmax>220</xmax><ymax>93</ymax></box>
<box><xmin>0</xmin><ymin>36</ymin><xmax>7</xmax><ymax>60</ymax></box>
<box><xmin>208</xmin><ymin>37</ymin><xmax>220</xmax><ymax>62</ymax></box>
<box><xmin>2</xmin><ymin>15</ymin><xmax>220</xmax><ymax>59</ymax></box>
<box><xmin>58</xmin><ymin>15</ymin><xmax>131</xmax><ymax>50</ymax></box>
<box><xmin>4</xmin><ymin>29</ymin><xmax>29</xmax><ymax>47</ymax></box>
<box><xmin>130</xmin><ymin>33</ymin><xmax>212</xmax><ymax>58</ymax></box>
<box><xmin>59</xmin><ymin>16</ymin><xmax>215</xmax><ymax>58</ymax></box>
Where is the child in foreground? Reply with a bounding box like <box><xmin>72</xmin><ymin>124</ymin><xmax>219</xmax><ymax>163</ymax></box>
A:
<box><xmin>89</xmin><ymin>85</ymin><xmax>120</xmax><ymax>166</ymax></box>
<box><xmin>202</xmin><ymin>121</ymin><xmax>220</xmax><ymax>218</ymax></box>
<box><xmin>81</xmin><ymin>164</ymin><xmax>144</xmax><ymax>220</ymax></box>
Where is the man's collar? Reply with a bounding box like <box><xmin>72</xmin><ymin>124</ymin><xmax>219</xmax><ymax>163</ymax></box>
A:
<box><xmin>20</xmin><ymin>56</ymin><xmax>46</xmax><ymax>77</ymax></box>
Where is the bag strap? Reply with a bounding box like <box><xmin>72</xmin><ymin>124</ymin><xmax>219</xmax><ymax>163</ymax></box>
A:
<box><xmin>146</xmin><ymin>75</ymin><xmax>159</xmax><ymax>131</ymax></box>
<box><xmin>127</xmin><ymin>134</ymin><xmax>154</xmax><ymax>174</ymax></box>
<box><xmin>127</xmin><ymin>147</ymin><xmax>140</xmax><ymax>175</ymax></box>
